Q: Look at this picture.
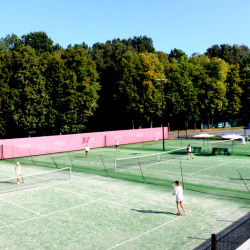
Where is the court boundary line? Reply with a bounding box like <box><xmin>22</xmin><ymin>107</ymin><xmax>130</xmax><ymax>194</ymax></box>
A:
<box><xmin>0</xmin><ymin>176</ymin><xmax>180</xmax><ymax>231</ymax></box>
<box><xmin>53</xmin><ymin>184</ymin><xmax>188</xmax><ymax>214</ymax></box>
<box><xmin>67</xmin><ymin>180</ymin><xmax>177</xmax><ymax>209</ymax></box>
<box><xmin>0</xmin><ymin>170</ymin><xmax>247</xmax><ymax>249</ymax></box>
<box><xmin>191</xmin><ymin>161</ymin><xmax>233</xmax><ymax>174</ymax></box>
<box><xmin>106</xmin><ymin>214</ymin><xmax>191</xmax><ymax>250</ymax></box>
<box><xmin>0</xmin><ymin>199</ymin><xmax>100</xmax><ymax>230</ymax></box>
<box><xmin>106</xmin><ymin>194</ymin><xmax>237</xmax><ymax>250</ymax></box>
<box><xmin>0</xmin><ymin>197</ymin><xmax>42</xmax><ymax>216</ymax></box>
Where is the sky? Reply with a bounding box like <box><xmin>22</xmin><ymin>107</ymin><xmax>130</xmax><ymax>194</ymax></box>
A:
<box><xmin>1</xmin><ymin>0</ymin><xmax>250</xmax><ymax>57</ymax></box>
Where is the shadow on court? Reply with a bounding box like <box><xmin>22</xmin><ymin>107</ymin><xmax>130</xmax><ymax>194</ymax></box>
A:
<box><xmin>131</xmin><ymin>208</ymin><xmax>176</xmax><ymax>215</ymax></box>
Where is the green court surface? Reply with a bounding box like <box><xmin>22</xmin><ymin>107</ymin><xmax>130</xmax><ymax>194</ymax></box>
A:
<box><xmin>0</xmin><ymin>139</ymin><xmax>250</xmax><ymax>249</ymax></box>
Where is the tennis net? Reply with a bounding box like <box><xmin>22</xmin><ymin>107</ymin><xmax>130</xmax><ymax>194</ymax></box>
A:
<box><xmin>114</xmin><ymin>148</ymin><xmax>187</xmax><ymax>171</ymax></box>
<box><xmin>209</xmin><ymin>140</ymin><xmax>232</xmax><ymax>150</ymax></box>
<box><xmin>0</xmin><ymin>167</ymin><xmax>71</xmax><ymax>194</ymax></box>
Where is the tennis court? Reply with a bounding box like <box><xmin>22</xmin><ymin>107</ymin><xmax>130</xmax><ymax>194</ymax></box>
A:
<box><xmin>0</xmin><ymin>139</ymin><xmax>249</xmax><ymax>249</ymax></box>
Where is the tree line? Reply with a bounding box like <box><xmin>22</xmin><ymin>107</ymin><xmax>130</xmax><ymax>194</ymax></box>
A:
<box><xmin>0</xmin><ymin>31</ymin><xmax>250</xmax><ymax>138</ymax></box>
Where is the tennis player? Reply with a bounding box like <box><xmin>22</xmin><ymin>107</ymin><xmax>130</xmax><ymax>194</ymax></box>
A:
<box><xmin>242</xmin><ymin>137</ymin><xmax>246</xmax><ymax>148</ymax></box>
<box><xmin>15</xmin><ymin>162</ymin><xmax>25</xmax><ymax>184</ymax></box>
<box><xmin>115</xmin><ymin>140</ymin><xmax>120</xmax><ymax>152</ymax></box>
<box><xmin>85</xmin><ymin>145</ymin><xmax>90</xmax><ymax>158</ymax></box>
<box><xmin>172</xmin><ymin>180</ymin><xmax>186</xmax><ymax>215</ymax></box>
<box><xmin>155</xmin><ymin>135</ymin><xmax>158</xmax><ymax>144</ymax></box>
<box><xmin>187</xmin><ymin>145</ymin><xmax>194</xmax><ymax>160</ymax></box>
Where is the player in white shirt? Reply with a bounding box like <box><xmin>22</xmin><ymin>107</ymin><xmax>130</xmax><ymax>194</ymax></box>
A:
<box><xmin>15</xmin><ymin>162</ymin><xmax>25</xmax><ymax>184</ymax></box>
<box><xmin>85</xmin><ymin>145</ymin><xmax>90</xmax><ymax>158</ymax></box>
<box><xmin>187</xmin><ymin>145</ymin><xmax>194</xmax><ymax>160</ymax></box>
<box><xmin>115</xmin><ymin>140</ymin><xmax>120</xmax><ymax>152</ymax></box>
<box><xmin>172</xmin><ymin>180</ymin><xmax>186</xmax><ymax>215</ymax></box>
<box><xmin>242</xmin><ymin>137</ymin><xmax>246</xmax><ymax>148</ymax></box>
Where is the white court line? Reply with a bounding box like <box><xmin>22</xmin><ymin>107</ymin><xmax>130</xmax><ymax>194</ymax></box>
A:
<box><xmin>0</xmin><ymin>197</ymin><xmax>41</xmax><ymax>216</ymax></box>
<box><xmin>106</xmin><ymin>194</ymin><xmax>230</xmax><ymax>250</ymax></box>
<box><xmin>53</xmin><ymin>186</ymin><xmax>142</xmax><ymax>211</ymax></box>
<box><xmin>53</xmin><ymin>185</ymin><xmax>182</xmax><ymax>214</ymax></box>
<box><xmin>190</xmin><ymin>161</ymin><xmax>233</xmax><ymax>174</ymax></box>
<box><xmin>0</xmin><ymin>200</ymin><xmax>99</xmax><ymax>230</ymax></box>
<box><xmin>0</xmin><ymin>179</ymin><xmax>178</xmax><ymax>231</ymax></box>
<box><xmin>106</xmin><ymin>213</ymin><xmax>192</xmax><ymax>250</ymax></box>
<box><xmin>67</xmin><ymin>179</ymin><xmax>177</xmax><ymax>209</ymax></box>
<box><xmin>0</xmin><ymin>173</ymin><xmax>14</xmax><ymax>179</ymax></box>
<box><xmin>1</xmin><ymin>172</ymin><xmax>223</xmax><ymax>250</ymax></box>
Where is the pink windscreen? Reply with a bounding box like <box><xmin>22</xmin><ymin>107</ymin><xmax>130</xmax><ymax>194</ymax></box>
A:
<box><xmin>0</xmin><ymin>127</ymin><xmax>168</xmax><ymax>159</ymax></box>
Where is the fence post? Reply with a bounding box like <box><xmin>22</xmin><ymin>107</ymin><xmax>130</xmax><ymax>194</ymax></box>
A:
<box><xmin>211</xmin><ymin>234</ymin><xmax>217</xmax><ymax>250</ymax></box>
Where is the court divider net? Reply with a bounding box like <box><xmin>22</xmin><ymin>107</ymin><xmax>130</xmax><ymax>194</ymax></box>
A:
<box><xmin>0</xmin><ymin>167</ymin><xmax>71</xmax><ymax>194</ymax></box>
<box><xmin>114</xmin><ymin>147</ymin><xmax>187</xmax><ymax>171</ymax></box>
<box><xmin>2</xmin><ymin>144</ymin><xmax>250</xmax><ymax>200</ymax></box>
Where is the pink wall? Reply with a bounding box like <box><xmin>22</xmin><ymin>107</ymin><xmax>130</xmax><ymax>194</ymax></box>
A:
<box><xmin>0</xmin><ymin>127</ymin><xmax>168</xmax><ymax>159</ymax></box>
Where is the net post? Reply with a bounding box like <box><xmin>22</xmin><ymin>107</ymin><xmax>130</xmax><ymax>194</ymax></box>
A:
<box><xmin>211</xmin><ymin>234</ymin><xmax>217</xmax><ymax>250</ymax></box>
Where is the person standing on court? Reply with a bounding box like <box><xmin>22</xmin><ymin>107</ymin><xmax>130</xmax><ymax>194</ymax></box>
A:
<box><xmin>15</xmin><ymin>162</ymin><xmax>25</xmax><ymax>184</ymax></box>
<box><xmin>115</xmin><ymin>140</ymin><xmax>120</xmax><ymax>152</ymax></box>
<box><xmin>172</xmin><ymin>180</ymin><xmax>186</xmax><ymax>216</ymax></box>
<box><xmin>85</xmin><ymin>145</ymin><xmax>90</xmax><ymax>158</ymax></box>
<box><xmin>241</xmin><ymin>136</ymin><xmax>246</xmax><ymax>148</ymax></box>
<box><xmin>187</xmin><ymin>144</ymin><xmax>194</xmax><ymax>160</ymax></box>
<box><xmin>155</xmin><ymin>135</ymin><xmax>158</xmax><ymax>144</ymax></box>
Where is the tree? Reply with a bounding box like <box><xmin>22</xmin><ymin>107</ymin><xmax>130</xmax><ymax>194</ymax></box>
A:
<box><xmin>88</xmin><ymin>39</ymin><xmax>136</xmax><ymax>130</ymax></box>
<box><xmin>165</xmin><ymin>56</ymin><xmax>200</xmax><ymax>130</ymax></box>
<box><xmin>41</xmin><ymin>48</ymin><xmax>100</xmax><ymax>134</ymax></box>
<box><xmin>168</xmin><ymin>48</ymin><xmax>187</xmax><ymax>62</ymax></box>
<box><xmin>239</xmin><ymin>67</ymin><xmax>250</xmax><ymax>126</ymax></box>
<box><xmin>0</xmin><ymin>34</ymin><xmax>22</xmax><ymax>54</ymax></box>
<box><xmin>67</xmin><ymin>42</ymin><xmax>89</xmax><ymax>50</ymax></box>
<box><xmin>197</xmin><ymin>57</ymin><xmax>229</xmax><ymax>127</ymax></box>
<box><xmin>127</xmin><ymin>36</ymin><xmax>155</xmax><ymax>53</ymax></box>
<box><xmin>206</xmin><ymin>44</ymin><xmax>250</xmax><ymax>65</ymax></box>
<box><xmin>21</xmin><ymin>31</ymin><xmax>59</xmax><ymax>56</ymax></box>
<box><xmin>0</xmin><ymin>45</ymin><xmax>49</xmax><ymax>138</ymax></box>
<box><xmin>222</xmin><ymin>64</ymin><xmax>242</xmax><ymax>122</ymax></box>
<box><xmin>113</xmin><ymin>51</ymin><xmax>165</xmax><ymax>128</ymax></box>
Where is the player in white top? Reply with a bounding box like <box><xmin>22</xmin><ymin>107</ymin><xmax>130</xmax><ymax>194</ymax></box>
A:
<box><xmin>155</xmin><ymin>135</ymin><xmax>158</xmax><ymax>144</ymax></box>
<box><xmin>187</xmin><ymin>145</ymin><xmax>194</xmax><ymax>160</ymax></box>
<box><xmin>242</xmin><ymin>137</ymin><xmax>246</xmax><ymax>148</ymax></box>
<box><xmin>85</xmin><ymin>145</ymin><xmax>90</xmax><ymax>158</ymax></box>
<box><xmin>15</xmin><ymin>162</ymin><xmax>25</xmax><ymax>184</ymax></box>
<box><xmin>115</xmin><ymin>140</ymin><xmax>120</xmax><ymax>152</ymax></box>
<box><xmin>172</xmin><ymin>180</ymin><xmax>186</xmax><ymax>215</ymax></box>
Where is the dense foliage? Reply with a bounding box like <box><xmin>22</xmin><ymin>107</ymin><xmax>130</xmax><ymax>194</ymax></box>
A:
<box><xmin>0</xmin><ymin>32</ymin><xmax>250</xmax><ymax>138</ymax></box>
